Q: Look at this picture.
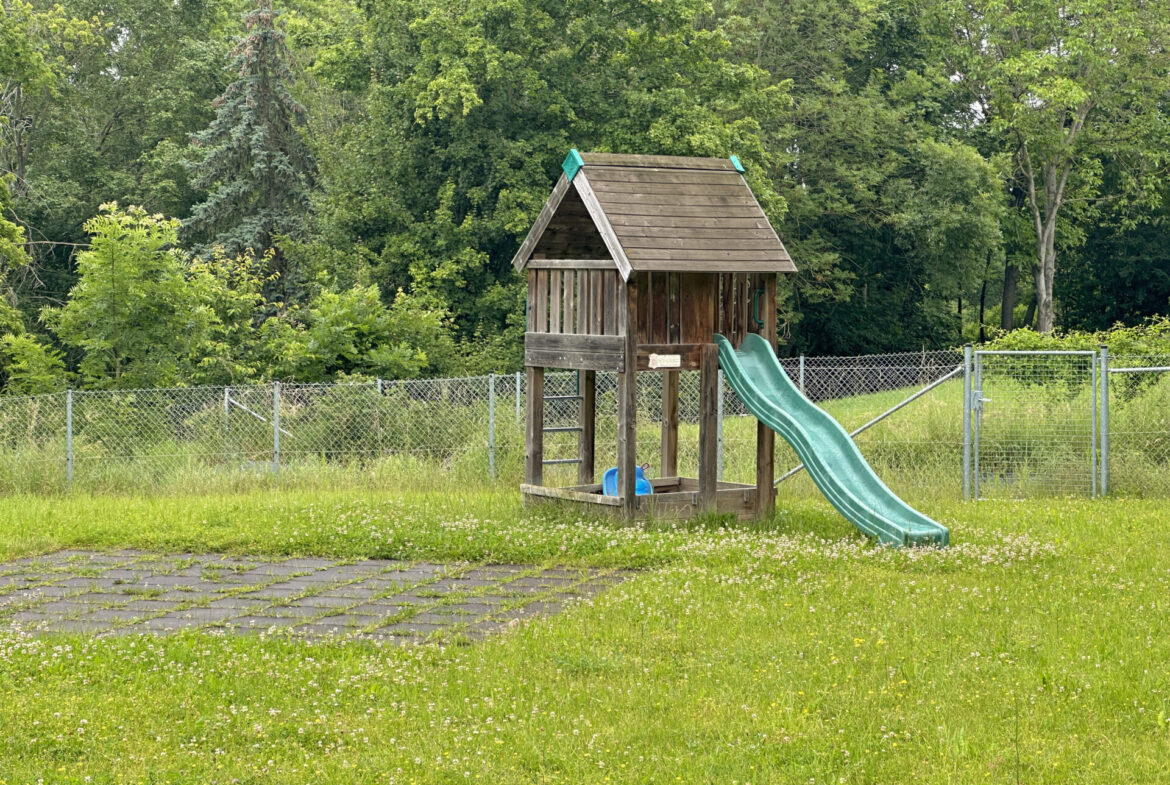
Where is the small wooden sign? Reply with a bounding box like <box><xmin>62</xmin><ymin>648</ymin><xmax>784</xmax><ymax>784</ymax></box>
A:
<box><xmin>648</xmin><ymin>353</ymin><xmax>682</xmax><ymax>369</ymax></box>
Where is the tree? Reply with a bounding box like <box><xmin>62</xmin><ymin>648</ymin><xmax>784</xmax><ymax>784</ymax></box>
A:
<box><xmin>3</xmin><ymin>0</ymin><xmax>228</xmax><ymax>320</ymax></box>
<box><xmin>314</xmin><ymin>0</ymin><xmax>789</xmax><ymax>364</ymax></box>
<box><xmin>43</xmin><ymin>203</ymin><xmax>213</xmax><ymax>388</ymax></box>
<box><xmin>292</xmin><ymin>285</ymin><xmax>456</xmax><ymax>381</ymax></box>
<box><xmin>942</xmin><ymin>0</ymin><xmax>1170</xmax><ymax>332</ymax></box>
<box><xmin>724</xmin><ymin>0</ymin><xmax>1003</xmax><ymax>352</ymax></box>
<box><xmin>184</xmin><ymin>0</ymin><xmax>315</xmax><ymax>290</ymax></box>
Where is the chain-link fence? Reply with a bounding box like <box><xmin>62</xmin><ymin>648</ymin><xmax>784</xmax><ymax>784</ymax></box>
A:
<box><xmin>966</xmin><ymin>350</ymin><xmax>1099</xmax><ymax>499</ymax></box>
<box><xmin>0</xmin><ymin>347</ymin><xmax>1167</xmax><ymax>499</ymax></box>
<box><xmin>1104</xmin><ymin>354</ymin><xmax>1170</xmax><ymax>497</ymax></box>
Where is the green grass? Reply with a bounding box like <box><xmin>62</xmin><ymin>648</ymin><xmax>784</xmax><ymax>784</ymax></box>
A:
<box><xmin>5</xmin><ymin>367</ymin><xmax>1170</xmax><ymax>500</ymax></box>
<box><xmin>0</xmin><ymin>487</ymin><xmax>1169</xmax><ymax>783</ymax></box>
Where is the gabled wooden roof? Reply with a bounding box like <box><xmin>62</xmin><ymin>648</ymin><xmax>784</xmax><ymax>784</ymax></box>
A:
<box><xmin>510</xmin><ymin>151</ymin><xmax>796</xmax><ymax>280</ymax></box>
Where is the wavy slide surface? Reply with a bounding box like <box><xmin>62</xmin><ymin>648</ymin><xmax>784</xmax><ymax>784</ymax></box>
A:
<box><xmin>716</xmin><ymin>333</ymin><xmax>949</xmax><ymax>547</ymax></box>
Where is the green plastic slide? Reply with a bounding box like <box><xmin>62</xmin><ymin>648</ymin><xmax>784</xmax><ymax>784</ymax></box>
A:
<box><xmin>716</xmin><ymin>333</ymin><xmax>949</xmax><ymax>547</ymax></box>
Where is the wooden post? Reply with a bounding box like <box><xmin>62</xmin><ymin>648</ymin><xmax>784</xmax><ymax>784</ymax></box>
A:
<box><xmin>617</xmin><ymin>279</ymin><xmax>638</xmax><ymax>515</ymax></box>
<box><xmin>755</xmin><ymin>274</ymin><xmax>777</xmax><ymax>517</ymax></box>
<box><xmin>698</xmin><ymin>343</ymin><xmax>719</xmax><ymax>513</ymax></box>
<box><xmin>525</xmin><ymin>366</ymin><xmax>544</xmax><ymax>487</ymax></box>
<box><xmin>578</xmin><ymin>370</ymin><xmax>595</xmax><ymax>484</ymax></box>
<box><xmin>661</xmin><ymin>370</ymin><xmax>679</xmax><ymax>477</ymax></box>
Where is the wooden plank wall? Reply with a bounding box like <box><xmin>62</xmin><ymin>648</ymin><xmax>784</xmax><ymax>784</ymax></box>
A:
<box><xmin>633</xmin><ymin>271</ymin><xmax>767</xmax><ymax>348</ymax></box>
<box><xmin>527</xmin><ymin>267</ymin><xmax>623</xmax><ymax>337</ymax></box>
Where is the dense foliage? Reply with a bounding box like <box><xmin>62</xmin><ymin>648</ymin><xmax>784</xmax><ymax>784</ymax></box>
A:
<box><xmin>2</xmin><ymin>0</ymin><xmax>1168</xmax><ymax>390</ymax></box>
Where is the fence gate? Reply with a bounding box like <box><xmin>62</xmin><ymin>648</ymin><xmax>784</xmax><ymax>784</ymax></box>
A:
<box><xmin>964</xmin><ymin>349</ymin><xmax>1100</xmax><ymax>499</ymax></box>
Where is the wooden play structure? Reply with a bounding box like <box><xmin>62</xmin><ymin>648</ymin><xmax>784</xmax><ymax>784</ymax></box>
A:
<box><xmin>512</xmin><ymin>150</ymin><xmax>796</xmax><ymax>518</ymax></box>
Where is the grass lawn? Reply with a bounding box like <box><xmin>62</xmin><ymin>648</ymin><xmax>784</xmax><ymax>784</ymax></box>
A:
<box><xmin>0</xmin><ymin>487</ymin><xmax>1168</xmax><ymax>783</ymax></box>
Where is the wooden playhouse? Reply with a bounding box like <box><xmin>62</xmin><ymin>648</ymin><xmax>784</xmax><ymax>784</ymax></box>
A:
<box><xmin>512</xmin><ymin>151</ymin><xmax>796</xmax><ymax>518</ymax></box>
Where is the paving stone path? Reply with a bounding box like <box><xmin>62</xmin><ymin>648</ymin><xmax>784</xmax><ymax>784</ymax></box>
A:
<box><xmin>0</xmin><ymin>550</ymin><xmax>625</xmax><ymax>643</ymax></box>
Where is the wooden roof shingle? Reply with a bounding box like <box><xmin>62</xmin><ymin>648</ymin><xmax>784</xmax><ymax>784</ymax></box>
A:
<box><xmin>511</xmin><ymin>151</ymin><xmax>796</xmax><ymax>279</ymax></box>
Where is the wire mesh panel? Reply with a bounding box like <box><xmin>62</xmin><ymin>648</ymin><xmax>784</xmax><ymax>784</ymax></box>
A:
<box><xmin>1104</xmin><ymin>355</ymin><xmax>1170</xmax><ymax>496</ymax></box>
<box><xmin>0</xmin><ymin>392</ymin><xmax>67</xmax><ymax>493</ymax></box>
<box><xmin>786</xmin><ymin>350</ymin><xmax>963</xmax><ymax>403</ymax></box>
<box><xmin>973</xmin><ymin>352</ymin><xmax>1097</xmax><ymax>499</ymax></box>
<box><xmin>72</xmin><ymin>386</ymin><xmax>234</xmax><ymax>489</ymax></box>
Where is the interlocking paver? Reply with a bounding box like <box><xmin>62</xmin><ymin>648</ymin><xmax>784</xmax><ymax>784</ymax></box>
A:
<box><xmin>229</xmin><ymin>616</ymin><xmax>302</xmax><ymax>628</ymax></box>
<box><xmin>0</xmin><ymin>552</ymin><xmax>626</xmax><ymax>643</ymax></box>
<box><xmin>289</xmin><ymin>595</ymin><xmax>357</xmax><ymax>608</ymax></box>
<box><xmin>346</xmin><ymin>603</ymin><xmax>406</xmax><ymax>617</ymax></box>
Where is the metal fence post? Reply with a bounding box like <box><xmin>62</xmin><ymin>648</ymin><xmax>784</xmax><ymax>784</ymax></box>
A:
<box><xmin>798</xmin><ymin>354</ymin><xmax>806</xmax><ymax>395</ymax></box>
<box><xmin>716</xmin><ymin>369</ymin><xmax>724</xmax><ymax>481</ymax></box>
<box><xmin>515</xmin><ymin>371</ymin><xmax>522</xmax><ymax>424</ymax></box>
<box><xmin>65</xmin><ymin>389</ymin><xmax>73</xmax><ymax>488</ymax></box>
<box><xmin>962</xmin><ymin>344</ymin><xmax>972</xmax><ymax>501</ymax></box>
<box><xmin>488</xmin><ymin>373</ymin><xmax>496</xmax><ymax>481</ymax></box>
<box><xmin>272</xmin><ymin>381</ymin><xmax>280</xmax><ymax>475</ymax></box>
<box><xmin>1090</xmin><ymin>352</ymin><xmax>1098</xmax><ymax>497</ymax></box>
<box><xmin>1100</xmin><ymin>345</ymin><xmax>1109</xmax><ymax>495</ymax></box>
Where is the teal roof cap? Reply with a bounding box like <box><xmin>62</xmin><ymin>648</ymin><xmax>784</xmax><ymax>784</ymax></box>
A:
<box><xmin>729</xmin><ymin>155</ymin><xmax>745</xmax><ymax>173</ymax></box>
<box><xmin>562</xmin><ymin>149</ymin><xmax>585</xmax><ymax>181</ymax></box>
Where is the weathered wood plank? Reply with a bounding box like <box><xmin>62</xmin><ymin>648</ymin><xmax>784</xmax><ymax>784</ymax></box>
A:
<box><xmin>590</xmin><ymin>181</ymin><xmax>750</xmax><ymax>196</ymax></box>
<box><xmin>667</xmin><ymin>272</ymin><xmax>681</xmax><ymax>344</ymax></box>
<box><xmin>583</xmin><ymin>169</ymin><xmax>747</xmax><ymax>186</ymax></box>
<box><xmin>680</xmin><ymin>273</ymin><xmax>715</xmax><ymax>345</ymax></box>
<box><xmin>661</xmin><ymin>370</ymin><xmax>679</xmax><ymax>478</ymax></box>
<box><xmin>650</xmin><ymin>272</ymin><xmax>667</xmax><ymax>344</ymax></box>
<box><xmin>756</xmin><ymin>273</ymin><xmax>777</xmax><ymax>518</ymax></box>
<box><xmin>612</xmin><ymin>225</ymin><xmax>781</xmax><ymax>240</ymax></box>
<box><xmin>729</xmin><ymin>274</ymin><xmax>743</xmax><ymax>347</ymax></box>
<box><xmin>562</xmin><ymin>270</ymin><xmax>575</xmax><ymax>335</ymax></box>
<box><xmin>521</xmin><ymin>483</ymin><xmax>621</xmax><ymax>507</ymax></box>
<box><xmin>619</xmin><ymin>237</ymin><xmax>785</xmax><ymax>251</ymax></box>
<box><xmin>590</xmin><ymin>271</ymin><xmax>604</xmax><ymax>335</ymax></box>
<box><xmin>548</xmin><ymin>270</ymin><xmax>562</xmax><ymax>334</ymax></box>
<box><xmin>698</xmin><ymin>344</ymin><xmax>719</xmax><ymax>514</ymax></box>
<box><xmin>527</xmin><ymin>259</ymin><xmax>615</xmax><ymax>270</ymax></box>
<box><xmin>617</xmin><ymin>280</ymin><xmax>638</xmax><ymax>515</ymax></box>
<box><xmin>527</xmin><ymin>270</ymin><xmax>537</xmax><ymax>331</ymax></box>
<box><xmin>719</xmin><ymin>273</ymin><xmax>734</xmax><ymax>337</ymax></box>
<box><xmin>579</xmin><ymin>370</ymin><xmax>595</xmax><ymax>484</ymax></box>
<box><xmin>608</xmin><ymin>214</ymin><xmax>774</xmax><ymax>229</ymax></box>
<box><xmin>526</xmin><ymin>333</ymin><xmax>624</xmax><ymax>352</ymax></box>
<box><xmin>524</xmin><ymin>333</ymin><xmax>625</xmax><ymax>372</ymax></box>
<box><xmin>594</xmin><ymin>204</ymin><xmax>766</xmax><ymax>219</ymax></box>
<box><xmin>511</xmin><ymin>173</ymin><xmax>571</xmax><ymax>271</ymax></box>
<box><xmin>576</xmin><ymin>269</ymin><xmax>588</xmax><ymax>334</ymax></box>
<box><xmin>573</xmin><ymin>176</ymin><xmax>633</xmax><ymax>280</ymax></box>
<box><xmin>525</xmin><ymin>367</ymin><xmax>544</xmax><ymax>487</ymax></box>
<box><xmin>523</xmin><ymin>350</ymin><xmax>623</xmax><ymax>372</ymax></box>
<box><xmin>578</xmin><ymin>154</ymin><xmax>736</xmax><ymax>170</ymax></box>
<box><xmin>595</xmin><ymin>192</ymin><xmax>759</xmax><ymax>208</ymax></box>
<box><xmin>533</xmin><ymin>269</ymin><xmax>549</xmax><ymax>333</ymax></box>
<box><xmin>738</xmin><ymin>274</ymin><xmax>752</xmax><ymax>345</ymax></box>
<box><xmin>636</xmin><ymin>272</ymin><xmax>650</xmax><ymax>343</ymax></box>
<box><xmin>625</xmin><ymin>248</ymin><xmax>791</xmax><ymax>262</ymax></box>
<box><xmin>628</xmin><ymin>259</ymin><xmax>799</xmax><ymax>274</ymax></box>
<box><xmin>603</xmin><ymin>271</ymin><xmax>618</xmax><ymax>335</ymax></box>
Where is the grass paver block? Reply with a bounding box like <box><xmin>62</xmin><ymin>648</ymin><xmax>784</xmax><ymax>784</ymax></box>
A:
<box><xmin>0</xmin><ymin>550</ymin><xmax>624</xmax><ymax>643</ymax></box>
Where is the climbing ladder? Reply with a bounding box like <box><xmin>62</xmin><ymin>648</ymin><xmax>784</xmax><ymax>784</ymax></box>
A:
<box><xmin>534</xmin><ymin>371</ymin><xmax>596</xmax><ymax>484</ymax></box>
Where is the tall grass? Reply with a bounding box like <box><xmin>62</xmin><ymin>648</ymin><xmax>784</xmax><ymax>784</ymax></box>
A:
<box><xmin>2</xmin><ymin>369</ymin><xmax>1169</xmax><ymax>498</ymax></box>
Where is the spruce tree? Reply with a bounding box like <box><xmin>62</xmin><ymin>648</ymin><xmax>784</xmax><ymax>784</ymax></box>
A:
<box><xmin>184</xmin><ymin>0</ymin><xmax>314</xmax><ymax>284</ymax></box>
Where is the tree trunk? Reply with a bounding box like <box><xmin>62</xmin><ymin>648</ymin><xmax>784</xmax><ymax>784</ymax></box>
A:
<box><xmin>1001</xmin><ymin>263</ymin><xmax>1018</xmax><ymax>330</ymax></box>
<box><xmin>1034</xmin><ymin>228</ymin><xmax>1056</xmax><ymax>333</ymax></box>
<box><xmin>1023</xmin><ymin>292</ymin><xmax>1037</xmax><ymax>330</ymax></box>
<box><xmin>978</xmin><ymin>279</ymin><xmax>988</xmax><ymax>343</ymax></box>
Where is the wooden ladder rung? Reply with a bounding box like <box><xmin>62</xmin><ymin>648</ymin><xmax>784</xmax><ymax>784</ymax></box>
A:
<box><xmin>544</xmin><ymin>426</ymin><xmax>583</xmax><ymax>433</ymax></box>
<box><xmin>544</xmin><ymin>395</ymin><xmax>582</xmax><ymax>401</ymax></box>
<box><xmin>542</xmin><ymin>458</ymin><xmax>582</xmax><ymax>465</ymax></box>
